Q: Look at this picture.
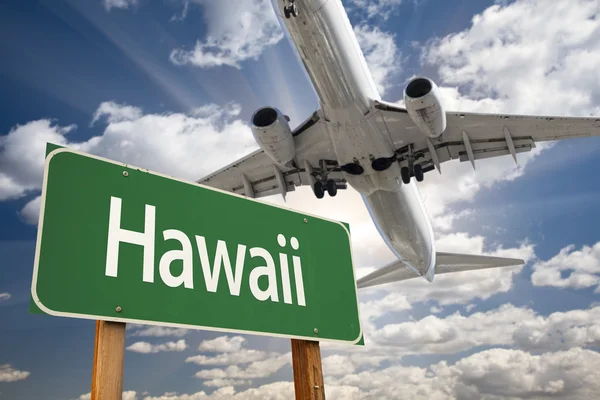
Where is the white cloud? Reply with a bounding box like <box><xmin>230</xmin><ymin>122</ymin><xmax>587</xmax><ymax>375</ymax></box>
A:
<box><xmin>144</xmin><ymin>382</ymin><xmax>294</xmax><ymax>400</ymax></box>
<box><xmin>354</xmin><ymin>25</ymin><xmax>401</xmax><ymax>96</ymax></box>
<box><xmin>186</xmin><ymin>349</ymin><xmax>269</xmax><ymax>366</ymax></box>
<box><xmin>103</xmin><ymin>0</ymin><xmax>138</xmax><ymax>12</ymax></box>
<box><xmin>91</xmin><ymin>101</ymin><xmax>142</xmax><ymax>125</ymax></box>
<box><xmin>194</xmin><ymin>353</ymin><xmax>291</xmax><ymax>380</ymax></box>
<box><xmin>185</xmin><ymin>349</ymin><xmax>269</xmax><ymax>365</ymax></box>
<box><xmin>0</xmin><ymin>364</ymin><xmax>30</xmax><ymax>382</ymax></box>
<box><xmin>126</xmin><ymin>339</ymin><xmax>188</xmax><ymax>354</ymax></box>
<box><xmin>349</xmin><ymin>0</ymin><xmax>404</xmax><ymax>20</ymax></box>
<box><xmin>532</xmin><ymin>242</ymin><xmax>600</xmax><ymax>291</ymax></box>
<box><xmin>0</xmin><ymin>120</ymin><xmax>74</xmax><ymax>201</ymax></box>
<box><xmin>430</xmin><ymin>306</ymin><xmax>442</xmax><ymax>314</ymax></box>
<box><xmin>330</xmin><ymin>347</ymin><xmax>600</xmax><ymax>399</ymax></box>
<box><xmin>131</xmin><ymin>326</ymin><xmax>189</xmax><ymax>338</ymax></box>
<box><xmin>371</xmin><ymin>304</ymin><xmax>600</xmax><ymax>355</ymax></box>
<box><xmin>423</xmin><ymin>0</ymin><xmax>600</xmax><ymax>117</ymax></box>
<box><xmin>198</xmin><ymin>336</ymin><xmax>246</xmax><ymax>353</ymax></box>
<box><xmin>106</xmin><ymin>347</ymin><xmax>600</xmax><ymax>399</ymax></box>
<box><xmin>169</xmin><ymin>0</ymin><xmax>283</xmax><ymax>69</ymax></box>
<box><xmin>19</xmin><ymin>196</ymin><xmax>41</xmax><ymax>225</ymax></box>
<box><xmin>203</xmin><ymin>379</ymin><xmax>251</xmax><ymax>388</ymax></box>
<box><xmin>78</xmin><ymin>390</ymin><xmax>137</xmax><ymax>400</ymax></box>
<box><xmin>323</xmin><ymin>355</ymin><xmax>356</xmax><ymax>376</ymax></box>
<box><xmin>0</xmin><ymin>293</ymin><xmax>11</xmax><ymax>301</ymax></box>
<box><xmin>0</xmin><ymin>101</ymin><xmax>256</xmax><ymax>223</ymax></box>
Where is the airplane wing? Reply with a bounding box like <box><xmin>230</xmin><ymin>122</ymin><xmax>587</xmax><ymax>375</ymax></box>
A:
<box><xmin>372</xmin><ymin>100</ymin><xmax>600</xmax><ymax>174</ymax></box>
<box><xmin>357</xmin><ymin>252</ymin><xmax>524</xmax><ymax>289</ymax></box>
<box><xmin>197</xmin><ymin>111</ymin><xmax>345</xmax><ymax>199</ymax></box>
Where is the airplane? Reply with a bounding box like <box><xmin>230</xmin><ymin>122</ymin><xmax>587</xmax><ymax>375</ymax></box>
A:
<box><xmin>198</xmin><ymin>0</ymin><xmax>600</xmax><ymax>289</ymax></box>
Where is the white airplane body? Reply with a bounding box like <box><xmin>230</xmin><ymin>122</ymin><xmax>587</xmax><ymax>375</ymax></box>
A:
<box><xmin>200</xmin><ymin>0</ymin><xmax>600</xmax><ymax>288</ymax></box>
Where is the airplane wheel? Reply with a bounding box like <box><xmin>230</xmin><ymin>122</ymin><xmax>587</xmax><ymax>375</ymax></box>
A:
<box><xmin>414</xmin><ymin>164</ymin><xmax>424</xmax><ymax>182</ymax></box>
<box><xmin>284</xmin><ymin>7</ymin><xmax>291</xmax><ymax>18</ymax></box>
<box><xmin>326</xmin><ymin>180</ymin><xmax>337</xmax><ymax>197</ymax></box>
<box><xmin>401</xmin><ymin>167</ymin><xmax>411</xmax><ymax>184</ymax></box>
<box><xmin>313</xmin><ymin>181</ymin><xmax>325</xmax><ymax>199</ymax></box>
<box><xmin>290</xmin><ymin>4</ymin><xmax>298</xmax><ymax>17</ymax></box>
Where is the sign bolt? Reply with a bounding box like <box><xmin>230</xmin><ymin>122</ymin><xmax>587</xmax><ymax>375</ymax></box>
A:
<box><xmin>304</xmin><ymin>218</ymin><xmax>308</xmax><ymax>223</ymax></box>
<box><xmin>123</xmin><ymin>171</ymin><xmax>129</xmax><ymax>177</ymax></box>
<box><xmin>115</xmin><ymin>306</ymin><xmax>122</xmax><ymax>313</ymax></box>
<box><xmin>313</xmin><ymin>328</ymin><xmax>318</xmax><ymax>334</ymax></box>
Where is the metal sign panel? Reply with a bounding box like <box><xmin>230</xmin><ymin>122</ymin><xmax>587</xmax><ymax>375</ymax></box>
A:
<box><xmin>31</xmin><ymin>147</ymin><xmax>362</xmax><ymax>344</ymax></box>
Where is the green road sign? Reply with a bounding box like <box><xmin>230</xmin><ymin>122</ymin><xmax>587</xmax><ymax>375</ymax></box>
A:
<box><xmin>31</xmin><ymin>146</ymin><xmax>362</xmax><ymax>344</ymax></box>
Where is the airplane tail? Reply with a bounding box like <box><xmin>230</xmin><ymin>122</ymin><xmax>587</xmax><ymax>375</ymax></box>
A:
<box><xmin>356</xmin><ymin>252</ymin><xmax>524</xmax><ymax>289</ymax></box>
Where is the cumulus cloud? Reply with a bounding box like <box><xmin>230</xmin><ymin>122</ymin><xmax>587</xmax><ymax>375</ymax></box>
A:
<box><xmin>532</xmin><ymin>242</ymin><xmax>600</xmax><ymax>291</ymax></box>
<box><xmin>323</xmin><ymin>355</ymin><xmax>357</xmax><ymax>376</ymax></box>
<box><xmin>197</xmin><ymin>336</ymin><xmax>246</xmax><ymax>353</ymax></box>
<box><xmin>78</xmin><ymin>391</ymin><xmax>137</xmax><ymax>400</ymax></box>
<box><xmin>130</xmin><ymin>326</ymin><xmax>189</xmax><ymax>338</ymax></box>
<box><xmin>0</xmin><ymin>364</ymin><xmax>30</xmax><ymax>382</ymax></box>
<box><xmin>0</xmin><ymin>293</ymin><xmax>11</xmax><ymax>301</ymax></box>
<box><xmin>203</xmin><ymin>379</ymin><xmax>251</xmax><ymax>388</ymax></box>
<box><xmin>370</xmin><ymin>304</ymin><xmax>600</xmax><ymax>355</ymax></box>
<box><xmin>423</xmin><ymin>0</ymin><xmax>600</xmax><ymax>117</ymax></box>
<box><xmin>91</xmin><ymin>101</ymin><xmax>142</xmax><ymax>125</ymax></box>
<box><xmin>103</xmin><ymin>0</ymin><xmax>137</xmax><ymax>12</ymax></box>
<box><xmin>119</xmin><ymin>348</ymin><xmax>600</xmax><ymax>399</ymax></box>
<box><xmin>194</xmin><ymin>353</ymin><xmax>291</xmax><ymax>380</ymax></box>
<box><xmin>126</xmin><ymin>339</ymin><xmax>188</xmax><ymax>354</ymax></box>
<box><xmin>349</xmin><ymin>0</ymin><xmax>404</xmax><ymax>20</ymax></box>
<box><xmin>186</xmin><ymin>349</ymin><xmax>269</xmax><ymax>366</ymax></box>
<box><xmin>169</xmin><ymin>0</ymin><xmax>283</xmax><ymax>69</ymax></box>
<box><xmin>329</xmin><ymin>347</ymin><xmax>600</xmax><ymax>399</ymax></box>
<box><xmin>144</xmin><ymin>382</ymin><xmax>294</xmax><ymax>400</ymax></box>
<box><xmin>354</xmin><ymin>25</ymin><xmax>401</xmax><ymax>96</ymax></box>
<box><xmin>0</xmin><ymin>101</ymin><xmax>256</xmax><ymax>223</ymax></box>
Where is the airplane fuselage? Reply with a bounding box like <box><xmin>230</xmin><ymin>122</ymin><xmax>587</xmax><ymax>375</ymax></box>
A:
<box><xmin>271</xmin><ymin>0</ymin><xmax>436</xmax><ymax>280</ymax></box>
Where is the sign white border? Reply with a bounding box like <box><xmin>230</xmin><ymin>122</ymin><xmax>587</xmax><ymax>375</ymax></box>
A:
<box><xmin>31</xmin><ymin>147</ymin><xmax>363</xmax><ymax>345</ymax></box>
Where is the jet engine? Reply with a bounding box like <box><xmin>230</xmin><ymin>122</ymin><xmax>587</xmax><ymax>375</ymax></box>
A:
<box><xmin>404</xmin><ymin>77</ymin><xmax>446</xmax><ymax>138</ymax></box>
<box><xmin>251</xmin><ymin>107</ymin><xmax>296</xmax><ymax>166</ymax></box>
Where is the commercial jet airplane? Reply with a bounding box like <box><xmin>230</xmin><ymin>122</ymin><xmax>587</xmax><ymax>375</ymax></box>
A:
<box><xmin>198</xmin><ymin>0</ymin><xmax>600</xmax><ymax>289</ymax></box>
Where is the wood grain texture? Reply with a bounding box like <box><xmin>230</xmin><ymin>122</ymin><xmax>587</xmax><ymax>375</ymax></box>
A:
<box><xmin>291</xmin><ymin>339</ymin><xmax>325</xmax><ymax>400</ymax></box>
<box><xmin>91</xmin><ymin>321</ymin><xmax>126</xmax><ymax>400</ymax></box>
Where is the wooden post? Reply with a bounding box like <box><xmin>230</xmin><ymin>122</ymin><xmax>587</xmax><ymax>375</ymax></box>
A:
<box><xmin>91</xmin><ymin>321</ymin><xmax>126</xmax><ymax>400</ymax></box>
<box><xmin>291</xmin><ymin>339</ymin><xmax>325</xmax><ymax>400</ymax></box>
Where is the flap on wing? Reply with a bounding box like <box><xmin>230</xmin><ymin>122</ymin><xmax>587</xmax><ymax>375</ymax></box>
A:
<box><xmin>373</xmin><ymin>104</ymin><xmax>600</xmax><ymax>175</ymax></box>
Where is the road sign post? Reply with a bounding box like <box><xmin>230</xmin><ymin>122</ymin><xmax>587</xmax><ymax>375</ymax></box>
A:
<box><xmin>291</xmin><ymin>339</ymin><xmax>325</xmax><ymax>399</ymax></box>
<box><xmin>91</xmin><ymin>321</ymin><xmax>126</xmax><ymax>400</ymax></box>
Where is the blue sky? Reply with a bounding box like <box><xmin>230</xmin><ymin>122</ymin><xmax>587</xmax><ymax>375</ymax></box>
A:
<box><xmin>1</xmin><ymin>0</ymin><xmax>600</xmax><ymax>398</ymax></box>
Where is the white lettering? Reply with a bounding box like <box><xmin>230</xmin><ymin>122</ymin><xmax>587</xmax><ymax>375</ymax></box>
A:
<box><xmin>279</xmin><ymin>254</ymin><xmax>292</xmax><ymax>304</ymax></box>
<box><xmin>105</xmin><ymin>196</ymin><xmax>156</xmax><ymax>283</ymax></box>
<box><xmin>196</xmin><ymin>236</ymin><xmax>246</xmax><ymax>296</ymax></box>
<box><xmin>293</xmin><ymin>255</ymin><xmax>306</xmax><ymax>306</ymax></box>
<box><xmin>249</xmin><ymin>247</ymin><xmax>279</xmax><ymax>302</ymax></box>
<box><xmin>159</xmin><ymin>230</ymin><xmax>194</xmax><ymax>288</ymax></box>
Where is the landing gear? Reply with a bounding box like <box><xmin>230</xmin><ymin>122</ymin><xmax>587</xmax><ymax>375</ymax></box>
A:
<box><xmin>312</xmin><ymin>179</ymin><xmax>337</xmax><ymax>199</ymax></box>
<box><xmin>399</xmin><ymin>144</ymin><xmax>425</xmax><ymax>184</ymax></box>
<box><xmin>401</xmin><ymin>167</ymin><xmax>411</xmax><ymax>184</ymax></box>
<box><xmin>284</xmin><ymin>1</ymin><xmax>298</xmax><ymax>18</ymax></box>
<box><xmin>326</xmin><ymin>179</ymin><xmax>337</xmax><ymax>197</ymax></box>
<box><xmin>313</xmin><ymin>181</ymin><xmax>325</xmax><ymax>199</ymax></box>
<box><xmin>414</xmin><ymin>164</ymin><xmax>424</xmax><ymax>182</ymax></box>
<box><xmin>307</xmin><ymin>160</ymin><xmax>344</xmax><ymax>199</ymax></box>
